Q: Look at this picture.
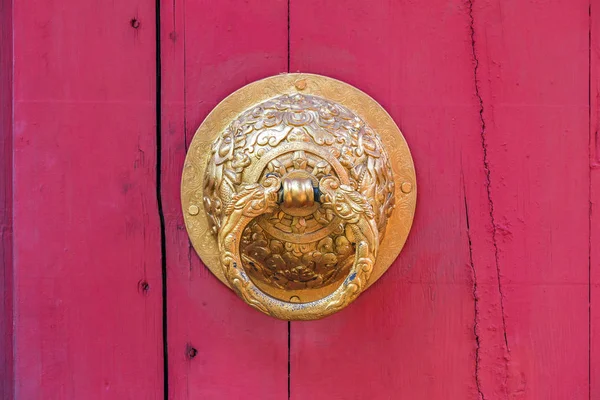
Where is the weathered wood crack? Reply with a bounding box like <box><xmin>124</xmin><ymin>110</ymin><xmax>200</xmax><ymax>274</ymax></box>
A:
<box><xmin>463</xmin><ymin>178</ymin><xmax>486</xmax><ymax>400</ymax></box>
<box><xmin>468</xmin><ymin>0</ymin><xmax>509</xmax><ymax>353</ymax></box>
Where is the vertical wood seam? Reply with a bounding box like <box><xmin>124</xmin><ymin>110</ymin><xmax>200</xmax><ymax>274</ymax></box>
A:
<box><xmin>287</xmin><ymin>0</ymin><xmax>291</xmax><ymax>73</ymax></box>
<box><xmin>591</xmin><ymin>0</ymin><xmax>600</xmax><ymax>171</ymax></box>
<box><xmin>155</xmin><ymin>0</ymin><xmax>169</xmax><ymax>398</ymax></box>
<box><xmin>589</xmin><ymin>2</ymin><xmax>593</xmax><ymax>399</ymax></box>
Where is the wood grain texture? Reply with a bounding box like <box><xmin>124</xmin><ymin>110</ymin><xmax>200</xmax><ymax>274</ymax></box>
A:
<box><xmin>0</xmin><ymin>0</ymin><xmax>13</xmax><ymax>398</ymax></box>
<box><xmin>472</xmin><ymin>1</ymin><xmax>590</xmax><ymax>398</ymax></box>
<box><xmin>159</xmin><ymin>1</ymin><xmax>289</xmax><ymax>398</ymax></box>
<box><xmin>290</xmin><ymin>0</ymin><xmax>590</xmax><ymax>399</ymax></box>
<box><xmin>3</xmin><ymin>0</ymin><xmax>592</xmax><ymax>397</ymax></box>
<box><xmin>11</xmin><ymin>1</ymin><xmax>163</xmax><ymax>398</ymax></box>
<box><xmin>289</xmin><ymin>1</ymin><xmax>485</xmax><ymax>398</ymax></box>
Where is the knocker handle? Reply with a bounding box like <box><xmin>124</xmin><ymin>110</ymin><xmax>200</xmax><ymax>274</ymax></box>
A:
<box><xmin>217</xmin><ymin>175</ymin><xmax>380</xmax><ymax>320</ymax></box>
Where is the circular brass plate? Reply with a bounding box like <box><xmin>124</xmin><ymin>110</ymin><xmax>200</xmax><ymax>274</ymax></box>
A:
<box><xmin>181</xmin><ymin>73</ymin><xmax>416</xmax><ymax>302</ymax></box>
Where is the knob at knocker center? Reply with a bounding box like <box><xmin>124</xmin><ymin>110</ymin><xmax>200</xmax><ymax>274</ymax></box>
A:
<box><xmin>181</xmin><ymin>73</ymin><xmax>416</xmax><ymax>320</ymax></box>
<box><xmin>281</xmin><ymin>174</ymin><xmax>316</xmax><ymax>211</ymax></box>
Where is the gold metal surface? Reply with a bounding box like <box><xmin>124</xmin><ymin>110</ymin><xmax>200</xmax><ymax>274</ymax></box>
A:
<box><xmin>181</xmin><ymin>73</ymin><xmax>416</xmax><ymax>320</ymax></box>
<box><xmin>282</xmin><ymin>174</ymin><xmax>315</xmax><ymax>210</ymax></box>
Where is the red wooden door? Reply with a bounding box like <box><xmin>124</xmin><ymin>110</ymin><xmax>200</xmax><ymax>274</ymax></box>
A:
<box><xmin>2</xmin><ymin>0</ymin><xmax>598</xmax><ymax>399</ymax></box>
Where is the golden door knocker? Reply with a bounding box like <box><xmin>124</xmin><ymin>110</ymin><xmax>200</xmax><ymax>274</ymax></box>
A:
<box><xmin>181</xmin><ymin>73</ymin><xmax>416</xmax><ymax>320</ymax></box>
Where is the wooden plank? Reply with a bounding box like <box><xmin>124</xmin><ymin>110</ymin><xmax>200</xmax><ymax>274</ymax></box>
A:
<box><xmin>12</xmin><ymin>1</ymin><xmax>163</xmax><ymax>398</ymax></box>
<box><xmin>0</xmin><ymin>0</ymin><xmax>13</xmax><ymax>398</ymax></box>
<box><xmin>471</xmin><ymin>1</ymin><xmax>590</xmax><ymax>398</ymax></box>
<box><xmin>290</xmin><ymin>0</ymin><xmax>590</xmax><ymax>399</ymax></box>
<box><xmin>159</xmin><ymin>1</ymin><xmax>289</xmax><ymax>398</ymax></box>
<box><xmin>590</xmin><ymin>1</ymin><xmax>600</xmax><ymax>398</ymax></box>
<box><xmin>289</xmin><ymin>1</ymin><xmax>493</xmax><ymax>398</ymax></box>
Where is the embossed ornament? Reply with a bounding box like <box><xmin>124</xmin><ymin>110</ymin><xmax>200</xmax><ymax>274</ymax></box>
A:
<box><xmin>181</xmin><ymin>74</ymin><xmax>416</xmax><ymax>320</ymax></box>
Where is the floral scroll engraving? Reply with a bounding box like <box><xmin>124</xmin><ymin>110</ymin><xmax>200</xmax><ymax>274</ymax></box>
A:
<box><xmin>200</xmin><ymin>92</ymin><xmax>399</xmax><ymax>319</ymax></box>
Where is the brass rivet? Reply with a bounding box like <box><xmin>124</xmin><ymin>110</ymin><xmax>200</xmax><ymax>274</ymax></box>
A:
<box><xmin>401</xmin><ymin>182</ymin><xmax>413</xmax><ymax>194</ymax></box>
<box><xmin>294</xmin><ymin>80</ymin><xmax>307</xmax><ymax>90</ymax></box>
<box><xmin>188</xmin><ymin>204</ymin><xmax>199</xmax><ymax>215</ymax></box>
<box><xmin>289</xmin><ymin>296</ymin><xmax>301</xmax><ymax>303</ymax></box>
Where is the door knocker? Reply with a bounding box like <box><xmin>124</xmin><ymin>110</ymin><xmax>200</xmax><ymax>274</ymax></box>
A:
<box><xmin>181</xmin><ymin>73</ymin><xmax>416</xmax><ymax>320</ymax></box>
